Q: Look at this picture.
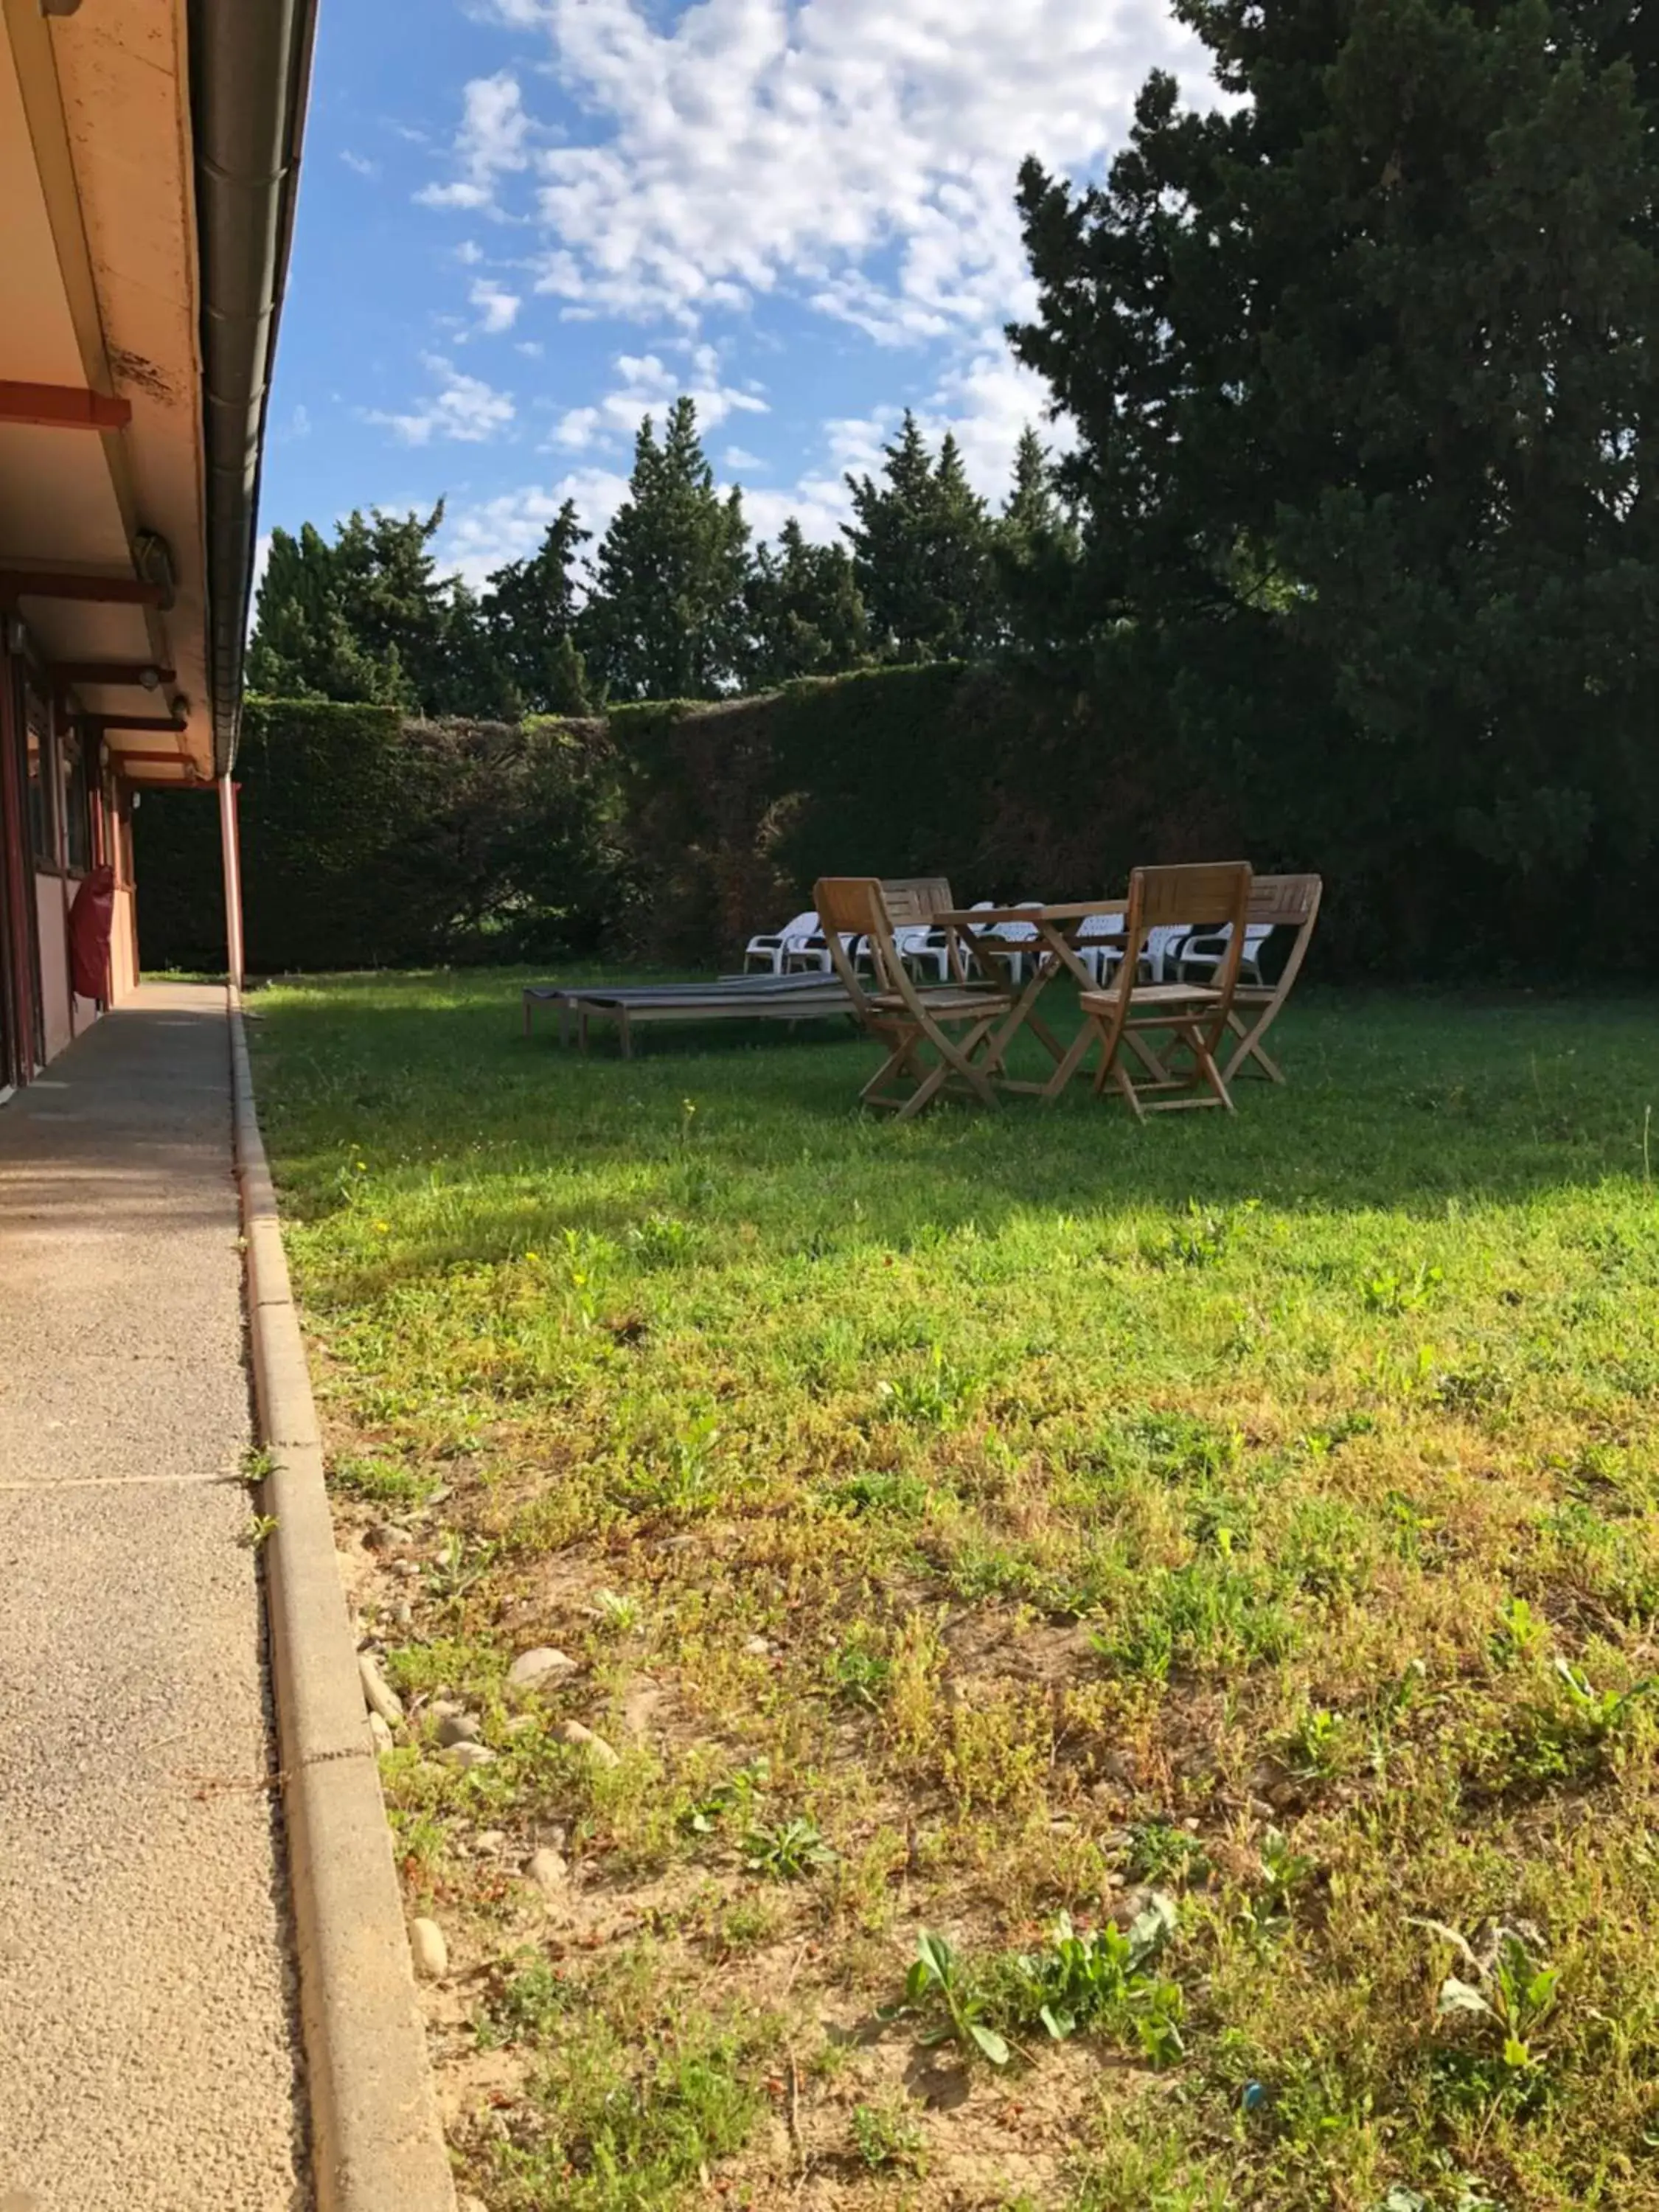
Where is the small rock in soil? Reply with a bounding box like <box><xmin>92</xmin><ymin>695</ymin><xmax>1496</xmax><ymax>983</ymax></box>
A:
<box><xmin>441</xmin><ymin>1741</ymin><xmax>496</xmax><ymax>1770</ymax></box>
<box><xmin>409</xmin><ymin>1917</ymin><xmax>448</xmax><ymax>1979</ymax></box>
<box><xmin>742</xmin><ymin>1635</ymin><xmax>772</xmax><ymax>1657</ymax></box>
<box><xmin>556</xmin><ymin>1719</ymin><xmax>620</xmax><ymax>1768</ymax></box>
<box><xmin>507</xmin><ymin>1646</ymin><xmax>578</xmax><ymax>1693</ymax></box>
<box><xmin>364</xmin><ymin>1523</ymin><xmax>409</xmax><ymax>1551</ymax></box>
<box><xmin>392</xmin><ymin>1599</ymin><xmax>414</xmax><ymax>1628</ymax></box>
<box><xmin>367</xmin><ymin>1711</ymin><xmax>394</xmax><ymax>1753</ymax></box>
<box><xmin>437</xmin><ymin>1711</ymin><xmax>483</xmax><ymax>1747</ymax></box>
<box><xmin>474</xmin><ymin>1829</ymin><xmax>507</xmax><ymax>1855</ymax></box>
<box><xmin>526</xmin><ymin>1845</ymin><xmax>568</xmax><ymax>1893</ymax></box>
<box><xmin>358</xmin><ymin>1652</ymin><xmax>404</xmax><ymax>1726</ymax></box>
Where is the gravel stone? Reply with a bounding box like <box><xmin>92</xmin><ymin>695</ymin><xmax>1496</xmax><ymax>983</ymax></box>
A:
<box><xmin>507</xmin><ymin>1646</ymin><xmax>578</xmax><ymax>1692</ymax></box>
<box><xmin>358</xmin><ymin>1652</ymin><xmax>404</xmax><ymax>1725</ymax></box>
<box><xmin>440</xmin><ymin>1742</ymin><xmax>496</xmax><ymax>1771</ymax></box>
<box><xmin>557</xmin><ymin>1719</ymin><xmax>620</xmax><ymax>1768</ymax></box>
<box><xmin>526</xmin><ymin>1846</ymin><xmax>568</xmax><ymax>1893</ymax></box>
<box><xmin>436</xmin><ymin>1711</ymin><xmax>482</xmax><ymax>1747</ymax></box>
<box><xmin>409</xmin><ymin>1919</ymin><xmax>448</xmax><ymax>1980</ymax></box>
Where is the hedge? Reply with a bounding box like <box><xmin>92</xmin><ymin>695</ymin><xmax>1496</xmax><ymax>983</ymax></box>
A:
<box><xmin>136</xmin><ymin>700</ymin><xmax>627</xmax><ymax>973</ymax></box>
<box><xmin>134</xmin><ymin>658</ymin><xmax>1619</xmax><ymax>980</ymax></box>
<box><xmin>135</xmin><ymin>667</ymin><xmax>1235</xmax><ymax>975</ymax></box>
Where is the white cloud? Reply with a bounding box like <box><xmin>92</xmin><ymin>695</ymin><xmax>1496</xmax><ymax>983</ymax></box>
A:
<box><xmin>723</xmin><ymin>445</ymin><xmax>765</xmax><ymax>472</ymax></box>
<box><xmin>546</xmin><ymin>345</ymin><xmax>767</xmax><ymax>451</ymax></box>
<box><xmin>437</xmin><ymin>468</ymin><xmax>628</xmax><ymax>587</ymax></box>
<box><xmin>340</xmin><ymin>149</ymin><xmax>380</xmax><ymax>178</ymax></box>
<box><xmin>456</xmin><ymin>239</ymin><xmax>485</xmax><ymax>266</ymax></box>
<box><xmin>369</xmin><ymin>355</ymin><xmax>516</xmax><ymax>446</ymax></box>
<box><xmin>476</xmin><ymin>0</ymin><xmax>1209</xmax><ymax>335</ymax></box>
<box><xmin>470</xmin><ymin>276</ymin><xmax>523</xmax><ymax>333</ymax></box>
<box><xmin>731</xmin><ymin>356</ymin><xmax>1069</xmax><ymax>547</ymax></box>
<box><xmin>416</xmin><ymin>70</ymin><xmax>531</xmax><ymax>212</ymax></box>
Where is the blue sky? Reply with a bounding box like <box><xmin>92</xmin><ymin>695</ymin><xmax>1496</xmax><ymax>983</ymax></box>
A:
<box><xmin>262</xmin><ymin>0</ymin><xmax>1208</xmax><ymax>588</ymax></box>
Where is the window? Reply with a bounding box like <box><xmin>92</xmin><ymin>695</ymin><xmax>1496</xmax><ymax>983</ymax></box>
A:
<box><xmin>24</xmin><ymin>692</ymin><xmax>57</xmax><ymax>869</ymax></box>
<box><xmin>60</xmin><ymin>726</ymin><xmax>91</xmax><ymax>876</ymax></box>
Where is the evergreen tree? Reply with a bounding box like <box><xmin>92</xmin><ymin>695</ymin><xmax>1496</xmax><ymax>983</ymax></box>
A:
<box><xmin>740</xmin><ymin>518</ymin><xmax>869</xmax><ymax>688</ymax></box>
<box><xmin>247</xmin><ymin>523</ymin><xmax>408</xmax><ymax>703</ymax></box>
<box><xmin>248</xmin><ymin>505</ymin><xmax>516</xmax><ymax>716</ymax></box>
<box><xmin>993</xmin><ymin>426</ymin><xmax>1082</xmax><ymax>652</ymax></box>
<box><xmin>481</xmin><ymin>501</ymin><xmax>597</xmax><ymax>715</ymax></box>
<box><xmin>582</xmin><ymin>400</ymin><xmax>751</xmax><ymax>700</ymax></box>
<box><xmin>1009</xmin><ymin>0</ymin><xmax>1659</xmax><ymax>911</ymax></box>
<box><xmin>844</xmin><ymin>412</ymin><xmax>998</xmax><ymax>661</ymax></box>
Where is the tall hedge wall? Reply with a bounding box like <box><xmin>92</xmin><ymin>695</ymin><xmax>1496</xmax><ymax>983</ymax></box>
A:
<box><xmin>611</xmin><ymin>663</ymin><xmax>1239</xmax><ymax>965</ymax></box>
<box><xmin>135</xmin><ymin>661</ymin><xmax>1573</xmax><ymax>980</ymax></box>
<box><xmin>136</xmin><ymin>699</ymin><xmax>627</xmax><ymax>973</ymax></box>
<box><xmin>135</xmin><ymin>667</ymin><xmax>1237</xmax><ymax>976</ymax></box>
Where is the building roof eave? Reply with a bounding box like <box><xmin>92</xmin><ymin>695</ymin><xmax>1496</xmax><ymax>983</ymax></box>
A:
<box><xmin>189</xmin><ymin>0</ymin><xmax>320</xmax><ymax>778</ymax></box>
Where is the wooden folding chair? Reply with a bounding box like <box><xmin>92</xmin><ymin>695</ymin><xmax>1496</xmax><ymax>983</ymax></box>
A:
<box><xmin>814</xmin><ymin>877</ymin><xmax>1013</xmax><ymax>1119</ymax></box>
<box><xmin>1076</xmin><ymin>863</ymin><xmax>1253</xmax><ymax>1119</ymax></box>
<box><xmin>1219</xmin><ymin>874</ymin><xmax>1323</xmax><ymax>1084</ymax></box>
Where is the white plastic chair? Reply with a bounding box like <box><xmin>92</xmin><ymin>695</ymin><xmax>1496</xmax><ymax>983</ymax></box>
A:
<box><xmin>893</xmin><ymin>920</ymin><xmax>953</xmax><ymax>981</ymax></box>
<box><xmin>745</xmin><ymin>911</ymin><xmax>819</xmax><ymax>975</ymax></box>
<box><xmin>986</xmin><ymin>901</ymin><xmax>1045</xmax><ymax>984</ymax></box>
<box><xmin>1076</xmin><ymin>911</ymin><xmax>1125</xmax><ymax>987</ymax></box>
<box><xmin>1175</xmin><ymin>923</ymin><xmax>1273</xmax><ymax>988</ymax></box>
<box><xmin>1141</xmin><ymin>925</ymin><xmax>1194</xmax><ymax>982</ymax></box>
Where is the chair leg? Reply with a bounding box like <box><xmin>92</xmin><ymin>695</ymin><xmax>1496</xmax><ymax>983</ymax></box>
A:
<box><xmin>1113</xmin><ymin>1059</ymin><xmax>1146</xmax><ymax>1121</ymax></box>
<box><xmin>1192</xmin><ymin>1037</ymin><xmax>1235</xmax><ymax>1112</ymax></box>
<box><xmin>894</xmin><ymin>1060</ymin><xmax>952</xmax><ymax>1121</ymax></box>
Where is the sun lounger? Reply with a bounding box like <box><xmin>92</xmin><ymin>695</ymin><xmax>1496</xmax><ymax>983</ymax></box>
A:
<box><xmin>522</xmin><ymin>970</ymin><xmax>858</xmax><ymax>1056</ymax></box>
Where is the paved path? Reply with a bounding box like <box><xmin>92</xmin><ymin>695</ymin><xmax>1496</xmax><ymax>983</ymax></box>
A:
<box><xmin>0</xmin><ymin>986</ymin><xmax>308</xmax><ymax>2210</ymax></box>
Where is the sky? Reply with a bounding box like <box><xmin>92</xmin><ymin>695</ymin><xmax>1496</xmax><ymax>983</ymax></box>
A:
<box><xmin>261</xmin><ymin>0</ymin><xmax>1214</xmax><ymax>590</ymax></box>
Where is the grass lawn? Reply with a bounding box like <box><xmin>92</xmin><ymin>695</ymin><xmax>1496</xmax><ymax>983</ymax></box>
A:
<box><xmin>252</xmin><ymin>972</ymin><xmax>1659</xmax><ymax>2212</ymax></box>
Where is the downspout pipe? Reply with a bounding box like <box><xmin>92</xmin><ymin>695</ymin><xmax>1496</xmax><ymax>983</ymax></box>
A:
<box><xmin>189</xmin><ymin>0</ymin><xmax>319</xmax><ymax>778</ymax></box>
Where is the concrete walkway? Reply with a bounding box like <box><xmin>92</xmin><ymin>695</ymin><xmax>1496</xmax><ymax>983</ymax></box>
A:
<box><xmin>0</xmin><ymin>986</ymin><xmax>308</xmax><ymax>2210</ymax></box>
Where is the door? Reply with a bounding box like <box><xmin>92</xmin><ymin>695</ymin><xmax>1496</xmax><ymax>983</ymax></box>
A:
<box><xmin>0</xmin><ymin>650</ymin><xmax>41</xmax><ymax>1089</ymax></box>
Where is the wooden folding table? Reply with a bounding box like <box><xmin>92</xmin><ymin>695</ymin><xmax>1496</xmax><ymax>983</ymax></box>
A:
<box><xmin>933</xmin><ymin>901</ymin><xmax>1129</xmax><ymax>1100</ymax></box>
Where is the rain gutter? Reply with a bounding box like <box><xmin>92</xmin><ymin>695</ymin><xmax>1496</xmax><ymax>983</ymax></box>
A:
<box><xmin>189</xmin><ymin>0</ymin><xmax>319</xmax><ymax>776</ymax></box>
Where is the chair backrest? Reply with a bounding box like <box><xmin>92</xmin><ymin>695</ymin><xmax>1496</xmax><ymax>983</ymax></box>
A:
<box><xmin>1247</xmin><ymin>874</ymin><xmax>1321</xmax><ymax>928</ymax></box>
<box><xmin>1242</xmin><ymin>874</ymin><xmax>1322</xmax><ymax>1002</ymax></box>
<box><xmin>1135</xmin><ymin>861</ymin><xmax>1252</xmax><ymax>931</ymax></box>
<box><xmin>880</xmin><ymin>877</ymin><xmax>953</xmax><ymax>928</ymax></box>
<box><xmin>1124</xmin><ymin>863</ymin><xmax>1251</xmax><ymax>994</ymax></box>
<box><xmin>813</xmin><ymin>877</ymin><xmax>902</xmax><ymax>1011</ymax></box>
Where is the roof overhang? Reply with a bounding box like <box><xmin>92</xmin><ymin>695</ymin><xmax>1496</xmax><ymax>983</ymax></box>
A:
<box><xmin>0</xmin><ymin>0</ymin><xmax>316</xmax><ymax>787</ymax></box>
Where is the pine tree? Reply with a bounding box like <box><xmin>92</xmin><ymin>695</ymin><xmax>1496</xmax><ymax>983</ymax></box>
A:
<box><xmin>843</xmin><ymin>412</ymin><xmax>998</xmax><ymax>662</ymax></box>
<box><xmin>1009</xmin><ymin>0</ymin><xmax>1659</xmax><ymax>920</ymax></box>
<box><xmin>993</xmin><ymin>426</ymin><xmax>1082</xmax><ymax>653</ymax></box>
<box><xmin>740</xmin><ymin>518</ymin><xmax>869</xmax><ymax>688</ymax></box>
<box><xmin>482</xmin><ymin>501</ymin><xmax>597</xmax><ymax>715</ymax></box>
<box><xmin>247</xmin><ymin>507</ymin><xmax>518</xmax><ymax>716</ymax></box>
<box><xmin>247</xmin><ymin>523</ymin><xmax>408</xmax><ymax>703</ymax></box>
<box><xmin>582</xmin><ymin>400</ymin><xmax>751</xmax><ymax>700</ymax></box>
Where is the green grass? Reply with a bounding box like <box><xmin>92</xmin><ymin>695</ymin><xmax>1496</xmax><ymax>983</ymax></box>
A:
<box><xmin>253</xmin><ymin>970</ymin><xmax>1659</xmax><ymax>2212</ymax></box>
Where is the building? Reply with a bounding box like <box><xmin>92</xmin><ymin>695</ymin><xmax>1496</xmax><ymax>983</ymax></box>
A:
<box><xmin>0</xmin><ymin>0</ymin><xmax>313</xmax><ymax>1095</ymax></box>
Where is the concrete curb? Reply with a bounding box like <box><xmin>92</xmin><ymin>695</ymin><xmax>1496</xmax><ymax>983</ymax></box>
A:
<box><xmin>228</xmin><ymin>989</ymin><xmax>456</xmax><ymax>2212</ymax></box>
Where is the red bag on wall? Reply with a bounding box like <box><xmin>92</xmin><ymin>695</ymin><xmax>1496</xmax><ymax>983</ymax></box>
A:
<box><xmin>69</xmin><ymin>866</ymin><xmax>116</xmax><ymax>1002</ymax></box>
